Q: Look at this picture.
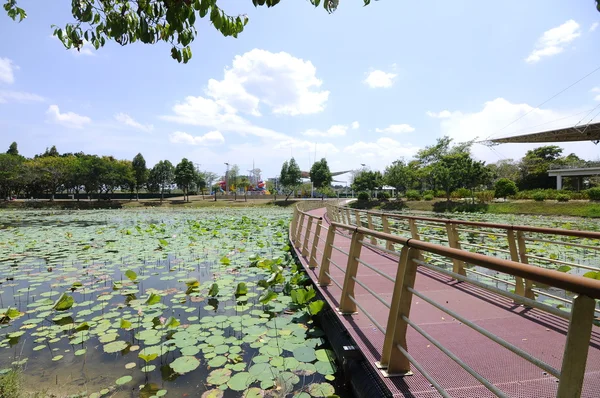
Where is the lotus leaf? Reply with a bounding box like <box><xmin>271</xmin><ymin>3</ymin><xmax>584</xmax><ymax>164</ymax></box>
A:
<box><xmin>170</xmin><ymin>356</ymin><xmax>200</xmax><ymax>374</ymax></box>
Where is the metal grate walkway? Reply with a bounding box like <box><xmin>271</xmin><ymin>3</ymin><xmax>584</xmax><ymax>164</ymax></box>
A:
<box><xmin>293</xmin><ymin>208</ymin><xmax>600</xmax><ymax>398</ymax></box>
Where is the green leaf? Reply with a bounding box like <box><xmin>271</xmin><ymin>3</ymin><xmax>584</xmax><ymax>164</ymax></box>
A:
<box><xmin>209</xmin><ymin>283</ymin><xmax>219</xmax><ymax>297</ymax></box>
<box><xmin>5</xmin><ymin>308</ymin><xmax>20</xmax><ymax>320</ymax></box>
<box><xmin>308</xmin><ymin>382</ymin><xmax>335</xmax><ymax>397</ymax></box>
<box><xmin>145</xmin><ymin>292</ymin><xmax>161</xmax><ymax>305</ymax></box>
<box><xmin>53</xmin><ymin>293</ymin><xmax>74</xmax><ymax>311</ymax></box>
<box><xmin>207</xmin><ymin>368</ymin><xmax>232</xmax><ymax>385</ymax></box>
<box><xmin>103</xmin><ymin>340</ymin><xmax>128</xmax><ymax>353</ymax></box>
<box><xmin>235</xmin><ymin>282</ymin><xmax>248</xmax><ymax>296</ymax></box>
<box><xmin>220</xmin><ymin>256</ymin><xmax>231</xmax><ymax>265</ymax></box>
<box><xmin>556</xmin><ymin>265</ymin><xmax>572</xmax><ymax>273</ymax></box>
<box><xmin>308</xmin><ymin>300</ymin><xmax>325</xmax><ymax>315</ymax></box>
<box><xmin>227</xmin><ymin>372</ymin><xmax>254</xmax><ymax>391</ymax></box>
<box><xmin>75</xmin><ymin>322</ymin><xmax>89</xmax><ymax>332</ymax></box>
<box><xmin>125</xmin><ymin>269</ymin><xmax>137</xmax><ymax>281</ymax></box>
<box><xmin>259</xmin><ymin>289</ymin><xmax>277</xmax><ymax>304</ymax></box>
<box><xmin>165</xmin><ymin>316</ymin><xmax>180</xmax><ymax>328</ymax></box>
<box><xmin>120</xmin><ymin>318</ymin><xmax>132</xmax><ymax>329</ymax></box>
<box><xmin>583</xmin><ymin>271</ymin><xmax>600</xmax><ymax>280</ymax></box>
<box><xmin>139</xmin><ymin>352</ymin><xmax>158</xmax><ymax>363</ymax></box>
<box><xmin>115</xmin><ymin>375</ymin><xmax>132</xmax><ymax>386</ymax></box>
<box><xmin>170</xmin><ymin>356</ymin><xmax>200</xmax><ymax>374</ymax></box>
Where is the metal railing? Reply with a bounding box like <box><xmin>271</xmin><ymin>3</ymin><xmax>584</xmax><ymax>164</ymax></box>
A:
<box><xmin>325</xmin><ymin>203</ymin><xmax>600</xmax><ymax>313</ymax></box>
<box><xmin>291</xmin><ymin>204</ymin><xmax>600</xmax><ymax>398</ymax></box>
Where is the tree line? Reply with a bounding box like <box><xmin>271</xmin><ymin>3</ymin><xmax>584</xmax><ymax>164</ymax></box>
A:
<box><xmin>0</xmin><ymin>142</ymin><xmax>217</xmax><ymax>201</ymax></box>
<box><xmin>276</xmin><ymin>137</ymin><xmax>596</xmax><ymax>201</ymax></box>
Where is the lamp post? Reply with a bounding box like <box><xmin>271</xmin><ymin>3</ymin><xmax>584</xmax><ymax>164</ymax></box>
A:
<box><xmin>224</xmin><ymin>162</ymin><xmax>230</xmax><ymax>194</ymax></box>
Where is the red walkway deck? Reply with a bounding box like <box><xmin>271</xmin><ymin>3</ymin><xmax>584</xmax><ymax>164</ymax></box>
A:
<box><xmin>295</xmin><ymin>208</ymin><xmax>600</xmax><ymax>398</ymax></box>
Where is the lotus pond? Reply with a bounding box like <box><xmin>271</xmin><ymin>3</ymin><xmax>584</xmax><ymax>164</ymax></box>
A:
<box><xmin>0</xmin><ymin>208</ymin><xmax>346</xmax><ymax>398</ymax></box>
<box><xmin>396</xmin><ymin>211</ymin><xmax>600</xmax><ymax>312</ymax></box>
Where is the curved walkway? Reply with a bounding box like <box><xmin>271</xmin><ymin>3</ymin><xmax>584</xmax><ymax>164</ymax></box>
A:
<box><xmin>293</xmin><ymin>207</ymin><xmax>600</xmax><ymax>398</ymax></box>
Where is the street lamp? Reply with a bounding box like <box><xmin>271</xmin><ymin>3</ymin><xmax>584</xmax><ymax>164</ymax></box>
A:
<box><xmin>224</xmin><ymin>162</ymin><xmax>230</xmax><ymax>194</ymax></box>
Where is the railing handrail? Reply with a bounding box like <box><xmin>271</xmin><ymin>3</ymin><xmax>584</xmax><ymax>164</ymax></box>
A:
<box><xmin>330</xmin><ymin>221</ymin><xmax>600</xmax><ymax>299</ymax></box>
<box><xmin>333</xmin><ymin>204</ymin><xmax>600</xmax><ymax>240</ymax></box>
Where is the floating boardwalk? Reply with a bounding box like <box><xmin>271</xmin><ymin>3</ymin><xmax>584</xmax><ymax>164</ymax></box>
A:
<box><xmin>291</xmin><ymin>206</ymin><xmax>600</xmax><ymax>398</ymax></box>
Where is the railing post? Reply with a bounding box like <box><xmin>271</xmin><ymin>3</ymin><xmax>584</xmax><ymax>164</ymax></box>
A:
<box><xmin>445</xmin><ymin>222</ymin><xmax>466</xmax><ymax>276</ymax></box>
<box><xmin>408</xmin><ymin>219</ymin><xmax>420</xmax><ymax>240</ymax></box>
<box><xmin>309</xmin><ymin>219</ymin><xmax>322</xmax><ymax>269</ymax></box>
<box><xmin>294</xmin><ymin>213</ymin><xmax>305</xmax><ymax>248</ymax></box>
<box><xmin>381</xmin><ymin>215</ymin><xmax>394</xmax><ymax>251</ymax></box>
<box><xmin>318</xmin><ymin>225</ymin><xmax>337</xmax><ymax>286</ymax></box>
<box><xmin>354</xmin><ymin>210</ymin><xmax>362</xmax><ymax>227</ymax></box>
<box><xmin>302</xmin><ymin>217</ymin><xmax>313</xmax><ymax>257</ymax></box>
<box><xmin>345</xmin><ymin>208</ymin><xmax>351</xmax><ymax>226</ymax></box>
<box><xmin>367</xmin><ymin>213</ymin><xmax>377</xmax><ymax>245</ymax></box>
<box><xmin>516</xmin><ymin>231</ymin><xmax>535</xmax><ymax>299</ymax></box>
<box><xmin>338</xmin><ymin>229</ymin><xmax>364</xmax><ymax>314</ymax></box>
<box><xmin>506</xmin><ymin>229</ymin><xmax>526</xmax><ymax>298</ymax></box>
<box><xmin>378</xmin><ymin>246</ymin><xmax>417</xmax><ymax>376</ymax></box>
<box><xmin>291</xmin><ymin>207</ymin><xmax>299</xmax><ymax>240</ymax></box>
<box><xmin>557</xmin><ymin>295</ymin><xmax>596</xmax><ymax>398</ymax></box>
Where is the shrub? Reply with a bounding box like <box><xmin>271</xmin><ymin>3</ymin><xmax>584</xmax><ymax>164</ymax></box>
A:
<box><xmin>475</xmin><ymin>190</ymin><xmax>495</xmax><ymax>203</ymax></box>
<box><xmin>423</xmin><ymin>194</ymin><xmax>434</xmax><ymax>201</ymax></box>
<box><xmin>454</xmin><ymin>188</ymin><xmax>472</xmax><ymax>198</ymax></box>
<box><xmin>357</xmin><ymin>191</ymin><xmax>370</xmax><ymax>201</ymax></box>
<box><xmin>570</xmin><ymin>191</ymin><xmax>588</xmax><ymax>200</ymax></box>
<box><xmin>422</xmin><ymin>190</ymin><xmax>435</xmax><ymax>197</ymax></box>
<box><xmin>532</xmin><ymin>192</ymin><xmax>546</xmax><ymax>202</ymax></box>
<box><xmin>588</xmin><ymin>187</ymin><xmax>600</xmax><ymax>201</ymax></box>
<box><xmin>556</xmin><ymin>194</ymin><xmax>570</xmax><ymax>202</ymax></box>
<box><xmin>377</xmin><ymin>191</ymin><xmax>391</xmax><ymax>201</ymax></box>
<box><xmin>435</xmin><ymin>190</ymin><xmax>446</xmax><ymax>198</ymax></box>
<box><xmin>406</xmin><ymin>190</ymin><xmax>422</xmax><ymax>201</ymax></box>
<box><xmin>494</xmin><ymin>178</ymin><xmax>518</xmax><ymax>199</ymax></box>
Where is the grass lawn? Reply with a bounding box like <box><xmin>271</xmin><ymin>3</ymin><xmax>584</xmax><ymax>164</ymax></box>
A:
<box><xmin>404</xmin><ymin>200</ymin><xmax>600</xmax><ymax>218</ymax></box>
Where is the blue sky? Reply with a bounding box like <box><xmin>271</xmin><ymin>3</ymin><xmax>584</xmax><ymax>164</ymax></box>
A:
<box><xmin>1</xmin><ymin>1</ymin><xmax>599</xmax><ymax>183</ymax></box>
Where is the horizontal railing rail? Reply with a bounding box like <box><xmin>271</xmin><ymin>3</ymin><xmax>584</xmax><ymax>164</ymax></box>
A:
<box><xmin>326</xmin><ymin>203</ymin><xmax>600</xmax><ymax>313</ymax></box>
<box><xmin>291</xmin><ymin>203</ymin><xmax>600</xmax><ymax>398</ymax></box>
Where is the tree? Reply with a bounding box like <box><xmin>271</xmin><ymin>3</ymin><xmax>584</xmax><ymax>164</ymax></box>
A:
<box><xmin>432</xmin><ymin>152</ymin><xmax>487</xmax><ymax>201</ymax></box>
<box><xmin>487</xmin><ymin>159</ymin><xmax>520</xmax><ymax>183</ymax></box>
<box><xmin>494</xmin><ymin>178</ymin><xmax>518</xmax><ymax>199</ymax></box>
<box><xmin>152</xmin><ymin>160</ymin><xmax>175</xmax><ymax>202</ymax></box>
<box><xmin>5</xmin><ymin>1</ymin><xmax>372</xmax><ymax>64</ymax></box>
<box><xmin>6</xmin><ymin>142</ymin><xmax>18</xmax><ymax>156</ymax></box>
<box><xmin>0</xmin><ymin>153</ymin><xmax>23</xmax><ymax>199</ymax></box>
<box><xmin>132</xmin><ymin>153</ymin><xmax>148</xmax><ymax>200</ymax></box>
<box><xmin>30</xmin><ymin>156</ymin><xmax>69</xmax><ymax>201</ymax></box>
<box><xmin>174</xmin><ymin>158</ymin><xmax>196</xmax><ymax>202</ymax></box>
<box><xmin>309</xmin><ymin>158</ymin><xmax>332</xmax><ymax>193</ymax></box>
<box><xmin>279</xmin><ymin>158</ymin><xmax>302</xmax><ymax>201</ymax></box>
<box><xmin>384</xmin><ymin>159</ymin><xmax>415</xmax><ymax>197</ymax></box>
<box><xmin>518</xmin><ymin>145</ymin><xmax>563</xmax><ymax>190</ymax></box>
<box><xmin>38</xmin><ymin>145</ymin><xmax>59</xmax><ymax>158</ymax></box>
<box><xmin>351</xmin><ymin>170</ymin><xmax>383</xmax><ymax>196</ymax></box>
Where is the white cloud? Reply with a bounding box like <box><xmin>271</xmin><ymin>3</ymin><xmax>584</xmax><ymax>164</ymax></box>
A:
<box><xmin>351</xmin><ymin>121</ymin><xmax>360</xmax><ymax>129</ymax></box>
<box><xmin>161</xmin><ymin>95</ymin><xmax>288</xmax><ymax>141</ymax></box>
<box><xmin>426</xmin><ymin>110</ymin><xmax>452</xmax><ymax>118</ymax></box>
<box><xmin>274</xmin><ymin>139</ymin><xmax>339</xmax><ymax>155</ymax></box>
<box><xmin>343</xmin><ymin>138</ymin><xmax>419</xmax><ymax>168</ymax></box>
<box><xmin>205</xmin><ymin>49</ymin><xmax>329</xmax><ymax>116</ymax></box>
<box><xmin>46</xmin><ymin>105</ymin><xmax>91</xmax><ymax>129</ymax></box>
<box><xmin>432</xmin><ymin>97</ymin><xmax>598</xmax><ymax>161</ymax></box>
<box><xmin>364</xmin><ymin>70</ymin><xmax>397</xmax><ymax>88</ymax></box>
<box><xmin>375</xmin><ymin>124</ymin><xmax>415</xmax><ymax>134</ymax></box>
<box><xmin>114</xmin><ymin>113</ymin><xmax>153</xmax><ymax>132</ymax></box>
<box><xmin>590</xmin><ymin>22</ymin><xmax>599</xmax><ymax>32</ymax></box>
<box><xmin>592</xmin><ymin>87</ymin><xmax>600</xmax><ymax>101</ymax></box>
<box><xmin>169</xmin><ymin>131</ymin><xmax>225</xmax><ymax>146</ymax></box>
<box><xmin>0</xmin><ymin>90</ymin><xmax>44</xmax><ymax>104</ymax></box>
<box><xmin>525</xmin><ymin>20</ymin><xmax>581</xmax><ymax>63</ymax></box>
<box><xmin>303</xmin><ymin>124</ymin><xmax>349</xmax><ymax>137</ymax></box>
<box><xmin>0</xmin><ymin>58</ymin><xmax>17</xmax><ymax>84</ymax></box>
